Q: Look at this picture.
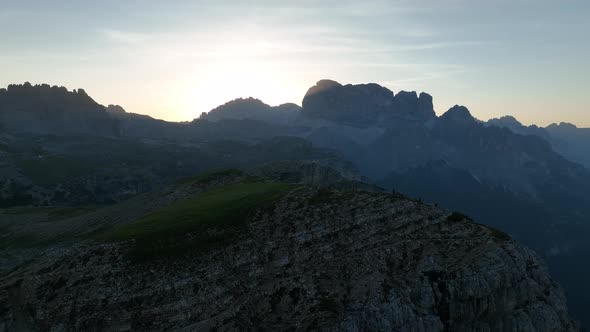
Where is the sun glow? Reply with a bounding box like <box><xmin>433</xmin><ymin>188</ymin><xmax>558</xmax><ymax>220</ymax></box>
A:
<box><xmin>169</xmin><ymin>32</ymin><xmax>312</xmax><ymax>120</ymax></box>
<box><xmin>179</xmin><ymin>63</ymin><xmax>288</xmax><ymax>118</ymax></box>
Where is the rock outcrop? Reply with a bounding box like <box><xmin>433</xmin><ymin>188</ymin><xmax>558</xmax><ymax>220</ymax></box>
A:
<box><xmin>439</xmin><ymin>105</ymin><xmax>475</xmax><ymax>123</ymax></box>
<box><xmin>105</xmin><ymin>104</ymin><xmax>127</xmax><ymax>115</ymax></box>
<box><xmin>0</xmin><ymin>83</ymin><xmax>119</xmax><ymax>137</ymax></box>
<box><xmin>302</xmin><ymin>80</ymin><xmax>435</xmax><ymax>126</ymax></box>
<box><xmin>394</xmin><ymin>91</ymin><xmax>436</xmax><ymax>120</ymax></box>
<box><xmin>0</xmin><ymin>184</ymin><xmax>579</xmax><ymax>331</ymax></box>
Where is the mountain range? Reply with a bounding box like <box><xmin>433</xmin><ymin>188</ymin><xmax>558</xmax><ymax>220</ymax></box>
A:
<box><xmin>0</xmin><ymin>80</ymin><xmax>588</xmax><ymax>328</ymax></box>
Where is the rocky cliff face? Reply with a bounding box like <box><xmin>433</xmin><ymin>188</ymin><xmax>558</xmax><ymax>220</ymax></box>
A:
<box><xmin>0</xmin><ymin>183</ymin><xmax>579</xmax><ymax>331</ymax></box>
<box><xmin>0</xmin><ymin>83</ymin><xmax>119</xmax><ymax>137</ymax></box>
<box><xmin>301</xmin><ymin>80</ymin><xmax>435</xmax><ymax>126</ymax></box>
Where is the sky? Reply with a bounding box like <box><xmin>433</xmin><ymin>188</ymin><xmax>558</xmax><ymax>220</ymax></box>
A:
<box><xmin>0</xmin><ymin>0</ymin><xmax>589</xmax><ymax>127</ymax></box>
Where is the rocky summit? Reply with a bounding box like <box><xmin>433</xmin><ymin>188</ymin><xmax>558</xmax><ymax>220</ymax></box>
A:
<box><xmin>0</xmin><ymin>83</ymin><xmax>119</xmax><ymax>137</ymax></box>
<box><xmin>302</xmin><ymin>80</ymin><xmax>435</xmax><ymax>126</ymax></box>
<box><xmin>0</xmin><ymin>174</ymin><xmax>579</xmax><ymax>331</ymax></box>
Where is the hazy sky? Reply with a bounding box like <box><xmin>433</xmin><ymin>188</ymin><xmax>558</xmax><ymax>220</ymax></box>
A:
<box><xmin>1</xmin><ymin>0</ymin><xmax>589</xmax><ymax>126</ymax></box>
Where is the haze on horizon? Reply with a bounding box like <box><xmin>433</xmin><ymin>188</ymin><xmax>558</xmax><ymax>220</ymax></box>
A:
<box><xmin>1</xmin><ymin>0</ymin><xmax>588</xmax><ymax>127</ymax></box>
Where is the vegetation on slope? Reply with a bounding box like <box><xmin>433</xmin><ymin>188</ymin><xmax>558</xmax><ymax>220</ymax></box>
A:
<box><xmin>105</xmin><ymin>181</ymin><xmax>298</xmax><ymax>260</ymax></box>
<box><xmin>175</xmin><ymin>168</ymin><xmax>244</xmax><ymax>184</ymax></box>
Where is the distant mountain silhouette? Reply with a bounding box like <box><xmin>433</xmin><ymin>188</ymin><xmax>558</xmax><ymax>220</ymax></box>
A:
<box><xmin>545</xmin><ymin>122</ymin><xmax>590</xmax><ymax>169</ymax></box>
<box><xmin>487</xmin><ymin>115</ymin><xmax>550</xmax><ymax>139</ymax></box>
<box><xmin>486</xmin><ymin>116</ymin><xmax>590</xmax><ymax>169</ymax></box>
<box><xmin>200</xmin><ymin>97</ymin><xmax>300</xmax><ymax>125</ymax></box>
<box><xmin>301</xmin><ymin>79</ymin><xmax>435</xmax><ymax>126</ymax></box>
<box><xmin>0</xmin><ymin>82</ymin><xmax>119</xmax><ymax>136</ymax></box>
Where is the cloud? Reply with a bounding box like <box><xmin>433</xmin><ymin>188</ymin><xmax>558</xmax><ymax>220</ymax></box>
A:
<box><xmin>393</xmin><ymin>40</ymin><xmax>494</xmax><ymax>51</ymax></box>
<box><xmin>99</xmin><ymin>28</ymin><xmax>152</xmax><ymax>44</ymax></box>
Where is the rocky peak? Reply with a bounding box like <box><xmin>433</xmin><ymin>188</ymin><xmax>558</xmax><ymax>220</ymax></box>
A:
<box><xmin>547</xmin><ymin>122</ymin><xmax>578</xmax><ymax>131</ymax></box>
<box><xmin>201</xmin><ymin>97</ymin><xmax>271</xmax><ymax>121</ymax></box>
<box><xmin>225</xmin><ymin>96</ymin><xmax>267</xmax><ymax>108</ymax></box>
<box><xmin>202</xmin><ymin>97</ymin><xmax>299</xmax><ymax>125</ymax></box>
<box><xmin>302</xmin><ymin>79</ymin><xmax>437</xmax><ymax>126</ymax></box>
<box><xmin>75</xmin><ymin>88</ymin><xmax>89</xmax><ymax>97</ymax></box>
<box><xmin>275</xmin><ymin>103</ymin><xmax>301</xmax><ymax>112</ymax></box>
<box><xmin>1</xmin><ymin>83</ymin><xmax>99</xmax><ymax>107</ymax></box>
<box><xmin>0</xmin><ymin>82</ymin><xmax>119</xmax><ymax>136</ymax></box>
<box><xmin>106</xmin><ymin>104</ymin><xmax>127</xmax><ymax>114</ymax></box>
<box><xmin>301</xmin><ymin>80</ymin><xmax>394</xmax><ymax>126</ymax></box>
<box><xmin>486</xmin><ymin>115</ymin><xmax>553</xmax><ymax>140</ymax></box>
<box><xmin>303</xmin><ymin>79</ymin><xmax>395</xmax><ymax>102</ymax></box>
<box><xmin>304</xmin><ymin>79</ymin><xmax>343</xmax><ymax>97</ymax></box>
<box><xmin>489</xmin><ymin>115</ymin><xmax>522</xmax><ymax>126</ymax></box>
<box><xmin>393</xmin><ymin>90</ymin><xmax>436</xmax><ymax>120</ymax></box>
<box><xmin>440</xmin><ymin>105</ymin><xmax>475</xmax><ymax>123</ymax></box>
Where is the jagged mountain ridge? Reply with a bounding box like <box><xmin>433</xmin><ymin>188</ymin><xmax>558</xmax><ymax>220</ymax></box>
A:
<box><xmin>486</xmin><ymin>116</ymin><xmax>590</xmax><ymax>170</ymax></box>
<box><xmin>1</xmin><ymin>80</ymin><xmax>589</xmax><ymax>327</ymax></box>
<box><xmin>0</xmin><ymin>83</ymin><xmax>119</xmax><ymax>137</ymax></box>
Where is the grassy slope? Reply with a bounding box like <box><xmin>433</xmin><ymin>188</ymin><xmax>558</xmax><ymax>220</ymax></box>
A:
<box><xmin>105</xmin><ymin>181</ymin><xmax>298</xmax><ymax>259</ymax></box>
<box><xmin>175</xmin><ymin>168</ymin><xmax>244</xmax><ymax>185</ymax></box>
